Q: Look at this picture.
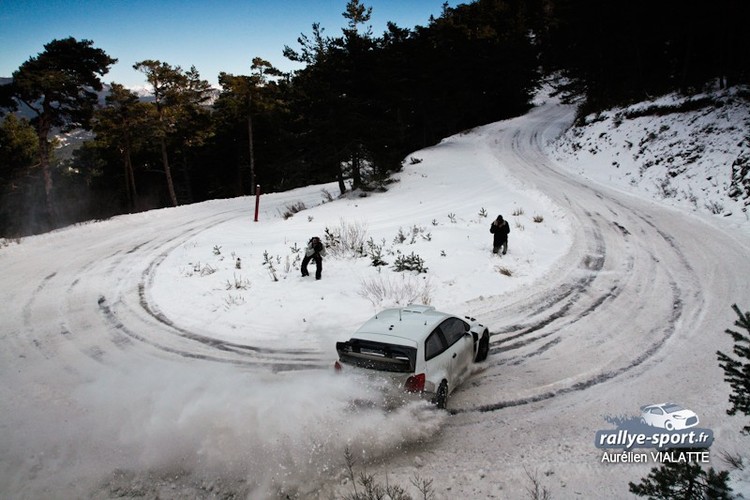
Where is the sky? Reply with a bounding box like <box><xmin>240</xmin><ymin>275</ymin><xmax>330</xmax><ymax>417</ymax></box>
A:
<box><xmin>0</xmin><ymin>0</ymin><xmax>456</xmax><ymax>88</ymax></box>
<box><xmin>1</xmin><ymin>88</ymin><xmax>749</xmax><ymax>497</ymax></box>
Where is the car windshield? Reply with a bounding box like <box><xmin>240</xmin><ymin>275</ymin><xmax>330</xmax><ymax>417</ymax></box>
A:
<box><xmin>662</xmin><ymin>404</ymin><xmax>685</xmax><ymax>413</ymax></box>
<box><xmin>336</xmin><ymin>339</ymin><xmax>417</xmax><ymax>373</ymax></box>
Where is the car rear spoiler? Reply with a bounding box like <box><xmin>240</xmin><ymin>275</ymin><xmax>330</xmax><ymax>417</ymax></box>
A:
<box><xmin>336</xmin><ymin>339</ymin><xmax>416</xmax><ymax>373</ymax></box>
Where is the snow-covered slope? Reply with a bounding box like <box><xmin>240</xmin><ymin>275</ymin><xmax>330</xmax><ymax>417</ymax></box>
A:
<box><xmin>1</xmin><ymin>91</ymin><xmax>749</xmax><ymax>499</ymax></box>
<box><xmin>550</xmin><ymin>88</ymin><xmax>750</xmax><ymax>225</ymax></box>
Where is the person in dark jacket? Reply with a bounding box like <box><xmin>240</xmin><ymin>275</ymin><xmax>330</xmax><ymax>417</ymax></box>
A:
<box><xmin>490</xmin><ymin>215</ymin><xmax>510</xmax><ymax>255</ymax></box>
<box><xmin>301</xmin><ymin>236</ymin><xmax>327</xmax><ymax>279</ymax></box>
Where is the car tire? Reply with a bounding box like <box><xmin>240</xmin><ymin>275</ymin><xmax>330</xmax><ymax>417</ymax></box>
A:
<box><xmin>475</xmin><ymin>330</ymin><xmax>490</xmax><ymax>362</ymax></box>
<box><xmin>665</xmin><ymin>420</ymin><xmax>674</xmax><ymax>431</ymax></box>
<box><xmin>433</xmin><ymin>380</ymin><xmax>448</xmax><ymax>410</ymax></box>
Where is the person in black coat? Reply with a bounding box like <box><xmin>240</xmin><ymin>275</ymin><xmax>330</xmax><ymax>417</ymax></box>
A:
<box><xmin>490</xmin><ymin>215</ymin><xmax>510</xmax><ymax>255</ymax></box>
<box><xmin>301</xmin><ymin>236</ymin><xmax>327</xmax><ymax>279</ymax></box>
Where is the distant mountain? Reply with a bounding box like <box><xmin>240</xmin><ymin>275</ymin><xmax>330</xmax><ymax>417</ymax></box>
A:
<box><xmin>1</xmin><ymin>77</ymin><xmax>151</xmax><ymax>108</ymax></box>
<box><xmin>1</xmin><ymin>76</ymin><xmax>38</xmax><ymax>120</ymax></box>
<box><xmin>1</xmin><ymin>77</ymin><xmax>218</xmax><ymax>110</ymax></box>
<box><xmin>124</xmin><ymin>85</ymin><xmax>154</xmax><ymax>98</ymax></box>
<box><xmin>1</xmin><ymin>78</ymin><xmax>218</xmax><ymax>160</ymax></box>
<box><xmin>1</xmin><ymin>78</ymin><xmax>146</xmax><ymax>120</ymax></box>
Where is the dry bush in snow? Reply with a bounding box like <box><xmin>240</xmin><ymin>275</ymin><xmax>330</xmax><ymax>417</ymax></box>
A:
<box><xmin>358</xmin><ymin>274</ymin><xmax>433</xmax><ymax>306</ymax></box>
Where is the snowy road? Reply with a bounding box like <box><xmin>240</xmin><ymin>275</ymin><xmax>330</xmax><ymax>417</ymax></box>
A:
<box><xmin>1</xmin><ymin>99</ymin><xmax>749</xmax><ymax>498</ymax></box>
<box><xmin>397</xmin><ymin>103</ymin><xmax>750</xmax><ymax>497</ymax></box>
<box><xmin>452</xmin><ymin>103</ymin><xmax>748</xmax><ymax>411</ymax></box>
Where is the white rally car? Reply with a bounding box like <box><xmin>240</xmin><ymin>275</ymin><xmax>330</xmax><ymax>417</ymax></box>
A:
<box><xmin>334</xmin><ymin>304</ymin><xmax>490</xmax><ymax>409</ymax></box>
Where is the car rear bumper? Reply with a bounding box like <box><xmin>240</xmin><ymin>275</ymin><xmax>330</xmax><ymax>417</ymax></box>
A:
<box><xmin>334</xmin><ymin>362</ymin><xmax>438</xmax><ymax>406</ymax></box>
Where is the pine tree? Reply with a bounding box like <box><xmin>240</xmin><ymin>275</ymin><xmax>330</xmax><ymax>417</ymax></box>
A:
<box><xmin>133</xmin><ymin>60</ymin><xmax>212</xmax><ymax>206</ymax></box>
<box><xmin>216</xmin><ymin>58</ymin><xmax>282</xmax><ymax>196</ymax></box>
<box><xmin>0</xmin><ymin>115</ymin><xmax>39</xmax><ymax>236</ymax></box>
<box><xmin>717</xmin><ymin>304</ymin><xmax>750</xmax><ymax>434</ymax></box>
<box><xmin>92</xmin><ymin>84</ymin><xmax>151</xmax><ymax>210</ymax></box>
<box><xmin>4</xmin><ymin>37</ymin><xmax>116</xmax><ymax>228</ymax></box>
<box><xmin>628</xmin><ymin>305</ymin><xmax>750</xmax><ymax>500</ymax></box>
<box><xmin>628</xmin><ymin>453</ymin><xmax>732</xmax><ymax>499</ymax></box>
<box><xmin>0</xmin><ymin>114</ymin><xmax>38</xmax><ymax>183</ymax></box>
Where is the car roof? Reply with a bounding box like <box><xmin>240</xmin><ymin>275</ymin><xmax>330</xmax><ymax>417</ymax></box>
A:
<box><xmin>352</xmin><ymin>305</ymin><xmax>452</xmax><ymax>343</ymax></box>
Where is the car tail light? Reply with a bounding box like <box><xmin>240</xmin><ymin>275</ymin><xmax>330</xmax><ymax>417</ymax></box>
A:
<box><xmin>404</xmin><ymin>373</ymin><xmax>425</xmax><ymax>392</ymax></box>
<box><xmin>334</xmin><ymin>361</ymin><xmax>342</xmax><ymax>372</ymax></box>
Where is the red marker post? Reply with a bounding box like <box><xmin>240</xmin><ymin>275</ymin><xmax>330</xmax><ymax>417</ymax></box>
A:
<box><xmin>254</xmin><ymin>184</ymin><xmax>261</xmax><ymax>222</ymax></box>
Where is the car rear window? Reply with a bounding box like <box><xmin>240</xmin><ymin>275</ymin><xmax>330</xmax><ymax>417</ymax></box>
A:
<box><xmin>336</xmin><ymin>339</ymin><xmax>417</xmax><ymax>373</ymax></box>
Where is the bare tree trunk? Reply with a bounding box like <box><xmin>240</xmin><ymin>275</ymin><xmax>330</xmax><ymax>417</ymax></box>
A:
<box><xmin>36</xmin><ymin>116</ymin><xmax>56</xmax><ymax>228</ymax></box>
<box><xmin>160</xmin><ymin>137</ymin><xmax>178</xmax><ymax>206</ymax></box>
<box><xmin>337</xmin><ymin>163</ymin><xmax>346</xmax><ymax>195</ymax></box>
<box><xmin>124</xmin><ymin>136</ymin><xmax>138</xmax><ymax>210</ymax></box>
<box><xmin>247</xmin><ymin>110</ymin><xmax>256</xmax><ymax>195</ymax></box>
<box><xmin>351</xmin><ymin>149</ymin><xmax>362</xmax><ymax>190</ymax></box>
<box><xmin>180</xmin><ymin>156</ymin><xmax>193</xmax><ymax>203</ymax></box>
<box><xmin>127</xmin><ymin>156</ymin><xmax>137</xmax><ymax>208</ymax></box>
<box><xmin>41</xmin><ymin>162</ymin><xmax>54</xmax><ymax>226</ymax></box>
<box><xmin>41</xmin><ymin>143</ymin><xmax>53</xmax><ymax>215</ymax></box>
<box><xmin>122</xmin><ymin>156</ymin><xmax>133</xmax><ymax>209</ymax></box>
<box><xmin>234</xmin><ymin>143</ymin><xmax>244</xmax><ymax>196</ymax></box>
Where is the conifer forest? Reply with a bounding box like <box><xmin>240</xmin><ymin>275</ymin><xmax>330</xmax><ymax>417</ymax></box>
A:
<box><xmin>1</xmin><ymin>0</ymin><xmax>748</xmax><ymax>237</ymax></box>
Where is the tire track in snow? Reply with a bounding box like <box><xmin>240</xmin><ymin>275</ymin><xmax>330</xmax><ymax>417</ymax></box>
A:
<box><xmin>8</xmin><ymin>102</ymin><xmax>707</xmax><ymax>414</ymax></box>
<box><xmin>66</xmin><ymin>209</ymin><xmax>330</xmax><ymax>369</ymax></box>
<box><xmin>449</xmin><ymin>104</ymin><xmax>702</xmax><ymax>413</ymax></box>
<box><xmin>454</xmin><ymin>271</ymin><xmax>685</xmax><ymax>414</ymax></box>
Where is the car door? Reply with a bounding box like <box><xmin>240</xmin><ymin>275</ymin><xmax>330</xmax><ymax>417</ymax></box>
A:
<box><xmin>424</xmin><ymin>328</ymin><xmax>450</xmax><ymax>390</ymax></box>
<box><xmin>438</xmin><ymin>317</ymin><xmax>474</xmax><ymax>389</ymax></box>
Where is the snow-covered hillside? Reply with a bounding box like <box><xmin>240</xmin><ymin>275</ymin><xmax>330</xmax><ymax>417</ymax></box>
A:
<box><xmin>1</xmin><ymin>91</ymin><xmax>749</xmax><ymax>499</ymax></box>
<box><xmin>550</xmin><ymin>87</ymin><xmax>750</xmax><ymax>225</ymax></box>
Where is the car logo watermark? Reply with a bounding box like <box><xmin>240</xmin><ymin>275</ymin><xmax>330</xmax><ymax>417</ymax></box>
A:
<box><xmin>594</xmin><ymin>403</ymin><xmax>714</xmax><ymax>464</ymax></box>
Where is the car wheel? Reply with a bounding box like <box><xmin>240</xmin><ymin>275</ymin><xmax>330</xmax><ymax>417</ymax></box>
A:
<box><xmin>665</xmin><ymin>420</ymin><xmax>674</xmax><ymax>431</ymax></box>
<box><xmin>475</xmin><ymin>330</ymin><xmax>490</xmax><ymax>362</ymax></box>
<box><xmin>433</xmin><ymin>380</ymin><xmax>448</xmax><ymax>410</ymax></box>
